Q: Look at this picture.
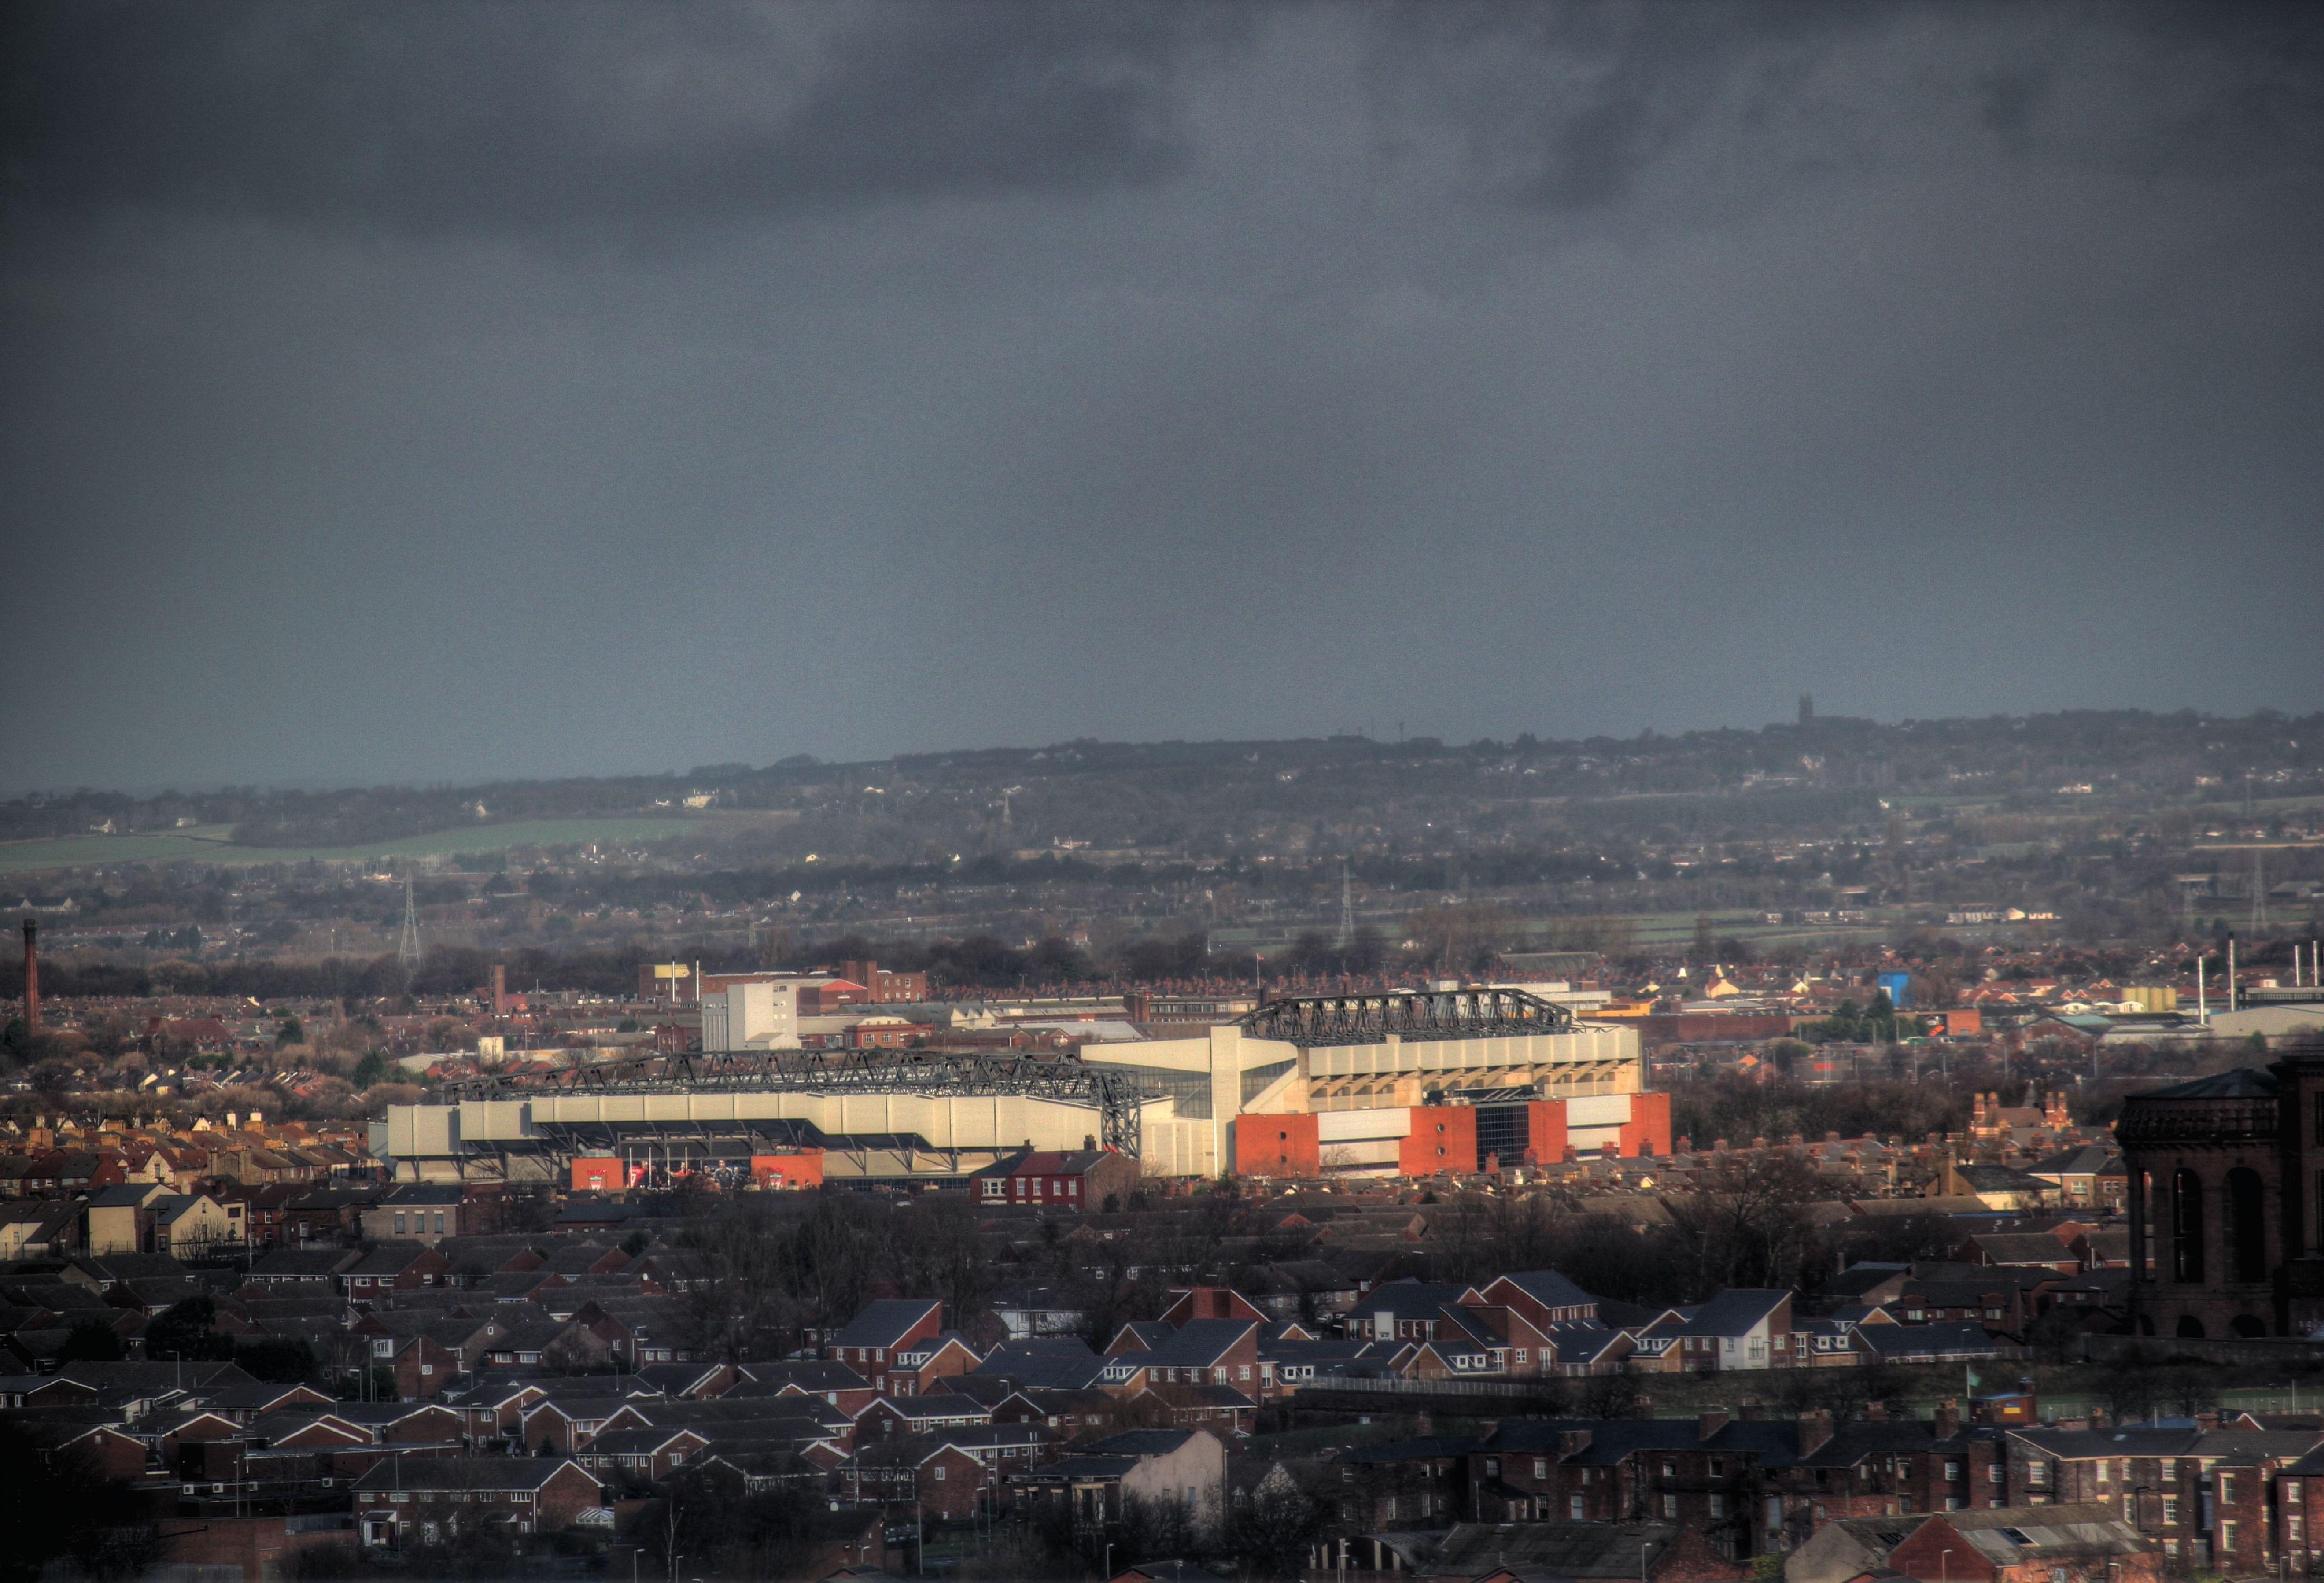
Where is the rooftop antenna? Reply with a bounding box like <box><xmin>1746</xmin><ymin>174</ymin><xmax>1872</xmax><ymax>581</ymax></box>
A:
<box><xmin>397</xmin><ymin>870</ymin><xmax>423</xmax><ymax>969</ymax></box>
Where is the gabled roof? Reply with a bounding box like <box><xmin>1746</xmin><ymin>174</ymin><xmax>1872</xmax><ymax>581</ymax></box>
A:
<box><xmin>352</xmin><ymin>1456</ymin><xmax>596</xmax><ymax>1492</ymax></box>
<box><xmin>1359</xmin><ymin>1280</ymin><xmax>1483</xmax><ymax>1320</ymax></box>
<box><xmin>734</xmin><ymin>1360</ymin><xmax>871</xmax><ymax>1395</ymax></box>
<box><xmin>983</xmin><ymin>1150</ymin><xmax>1123</xmax><ymax>1178</ymax></box>
<box><xmin>1953</xmin><ymin>1163</ymin><xmax>2057</xmax><ymax>1191</ymax></box>
<box><xmin>1679</xmin><ymin>1289</ymin><xmax>1789</xmax><ymax>1337</ymax></box>
<box><xmin>1136</xmin><ymin>1319</ymin><xmax>1257</xmax><ymax>1369</ymax></box>
<box><xmin>1861</xmin><ymin>1322</ymin><xmax>2011</xmax><ymax>1359</ymax></box>
<box><xmin>1083</xmin><ymin>1427</ymin><xmax>1199</xmax><ymax>1456</ymax></box>
<box><xmin>1434</xmin><ymin>1521</ymin><xmax>1687</xmax><ymax>1578</ymax></box>
<box><xmin>2026</xmin><ymin>1145</ymin><xmax>2118</xmax><ymax>1175</ymax></box>
<box><xmin>866</xmin><ymin>1394</ymin><xmax>991</xmax><ymax>1423</ymax></box>
<box><xmin>829</xmin><ymin>1298</ymin><xmax>941</xmax><ymax>1350</ymax></box>
<box><xmin>1338</xmin><ymin>1434</ymin><xmax>1479</xmax><ymax>1464</ymax></box>
<box><xmin>579</xmin><ymin>1426</ymin><xmax>708</xmax><ymax>1456</ymax></box>
<box><xmin>1934</xmin><ymin>1503</ymin><xmax>2146</xmax><ymax>1562</ymax></box>
<box><xmin>1112</xmin><ymin>1321</ymin><xmax>1177</xmax><ymax>1353</ymax></box>
<box><xmin>1487</xmin><ymin>1270</ymin><xmax>1599</xmax><ymax>1310</ymax></box>
<box><xmin>347</xmin><ymin>1241</ymin><xmax>441</xmax><ymax>1276</ymax></box>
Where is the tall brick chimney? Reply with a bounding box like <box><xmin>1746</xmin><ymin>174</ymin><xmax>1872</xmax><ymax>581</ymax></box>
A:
<box><xmin>491</xmin><ymin>963</ymin><xmax>508</xmax><ymax>1017</ymax></box>
<box><xmin>1797</xmin><ymin>1407</ymin><xmax>1834</xmax><ymax>1456</ymax></box>
<box><xmin>19</xmin><ymin>919</ymin><xmax>36</xmax><ymax>1033</ymax></box>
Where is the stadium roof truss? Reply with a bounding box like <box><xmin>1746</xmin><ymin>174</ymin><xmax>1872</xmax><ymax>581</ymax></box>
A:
<box><xmin>1234</xmin><ymin>987</ymin><xmax>1576</xmax><ymax>1048</ymax></box>
<box><xmin>441</xmin><ymin>1047</ymin><xmax>1149</xmax><ymax>1154</ymax></box>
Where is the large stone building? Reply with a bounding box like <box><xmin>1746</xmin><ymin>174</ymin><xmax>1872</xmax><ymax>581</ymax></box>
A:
<box><xmin>2116</xmin><ymin>1055</ymin><xmax>2324</xmax><ymax>1338</ymax></box>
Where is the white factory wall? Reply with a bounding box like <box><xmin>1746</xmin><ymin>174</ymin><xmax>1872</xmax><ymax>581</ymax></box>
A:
<box><xmin>386</xmin><ymin>1091</ymin><xmax>1186</xmax><ymax>1166</ymax></box>
<box><xmin>1316</xmin><ymin>1107</ymin><xmax>1415</xmax><ymax>1144</ymax></box>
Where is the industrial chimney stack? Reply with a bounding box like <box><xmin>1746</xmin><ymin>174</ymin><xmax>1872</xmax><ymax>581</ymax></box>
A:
<box><xmin>20</xmin><ymin>919</ymin><xmax>37</xmax><ymax>1033</ymax></box>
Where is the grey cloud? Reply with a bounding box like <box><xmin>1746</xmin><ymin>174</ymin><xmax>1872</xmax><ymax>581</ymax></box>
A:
<box><xmin>1375</xmin><ymin>1</ymin><xmax>2324</xmax><ymax>213</ymax></box>
<box><xmin>3</xmin><ymin>0</ymin><xmax>1218</xmax><ymax>235</ymax></box>
<box><xmin>2</xmin><ymin>2</ymin><xmax>2320</xmax><ymax>788</ymax></box>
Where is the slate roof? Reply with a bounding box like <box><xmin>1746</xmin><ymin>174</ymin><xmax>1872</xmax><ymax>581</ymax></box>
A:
<box><xmin>1338</xmin><ymin>1434</ymin><xmax>1481</xmax><ymax>1464</ymax></box>
<box><xmin>829</xmin><ymin>1299</ymin><xmax>940</xmax><ymax>1350</ymax></box>
<box><xmin>1433</xmin><ymin>1521</ymin><xmax>1687</xmax><ymax>1577</ymax></box>
<box><xmin>1084</xmin><ymin>1428</ymin><xmax>1199</xmax><ymax>1456</ymax></box>
<box><xmin>1679</xmin><ymin>1289</ymin><xmax>1789</xmax><ymax>1337</ymax></box>
<box><xmin>1359</xmin><ymin>1280</ymin><xmax>1481</xmax><ymax>1321</ymax></box>
<box><xmin>733</xmin><ymin>1360</ymin><xmax>871</xmax><ymax>1396</ymax></box>
<box><xmin>1937</xmin><ymin>1503</ymin><xmax>2146</xmax><ymax>1562</ymax></box>
<box><xmin>1490</xmin><ymin>1270</ymin><xmax>1599</xmax><ymax>1310</ymax></box>
<box><xmin>1135</xmin><ymin>1319</ymin><xmax>1257</xmax><ymax>1368</ymax></box>
<box><xmin>1862</xmin><ymin>1322</ymin><xmax>2014</xmax><ymax>1360</ymax></box>
<box><xmin>352</xmin><ymin>1457</ymin><xmax>597</xmax><ymax>1492</ymax></box>
<box><xmin>2139</xmin><ymin>1067</ymin><xmax>2277</xmax><ymax>1099</ymax></box>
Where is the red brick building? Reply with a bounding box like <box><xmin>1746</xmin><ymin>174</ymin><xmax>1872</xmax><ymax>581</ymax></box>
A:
<box><xmin>827</xmin><ymin>1299</ymin><xmax>944</xmax><ymax>1394</ymax></box>
<box><xmin>352</xmin><ymin>1458</ymin><xmax>605</xmax><ymax>1549</ymax></box>
<box><xmin>972</xmin><ymin>1149</ymin><xmax>1140</xmax><ymax>1211</ymax></box>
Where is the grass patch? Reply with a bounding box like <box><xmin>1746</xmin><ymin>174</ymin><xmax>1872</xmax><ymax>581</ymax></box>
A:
<box><xmin>0</xmin><ymin>816</ymin><xmax>704</xmax><ymax>876</ymax></box>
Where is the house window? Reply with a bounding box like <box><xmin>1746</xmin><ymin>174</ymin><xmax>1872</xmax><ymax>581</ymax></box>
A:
<box><xmin>2222</xmin><ymin>1521</ymin><xmax>2238</xmax><ymax>1553</ymax></box>
<box><xmin>1990</xmin><ymin>1463</ymin><xmax>2004</xmax><ymax>1485</ymax></box>
<box><xmin>933</xmin><ymin>1467</ymin><xmax>945</xmax><ymax>1482</ymax></box>
<box><xmin>1662</xmin><ymin>1495</ymin><xmax>1678</xmax><ymax>1518</ymax></box>
<box><xmin>1535</xmin><ymin>1460</ymin><xmax>1550</xmax><ymax>1479</ymax></box>
<box><xmin>394</xmin><ymin>1213</ymin><xmax>406</xmax><ymax>1234</ymax></box>
<box><xmin>2219</xmin><ymin>1474</ymin><xmax>2235</xmax><ymax>1502</ymax></box>
<box><xmin>1709</xmin><ymin>1495</ymin><xmax>1725</xmax><ymax>1519</ymax></box>
<box><xmin>2163</xmin><ymin>1497</ymin><xmax>2181</xmax><ymax>1525</ymax></box>
<box><xmin>1514</xmin><ymin>1349</ymin><xmax>1527</xmax><ymax>1364</ymax></box>
<box><xmin>1662</xmin><ymin>1460</ymin><xmax>1677</xmax><ymax>1477</ymax></box>
<box><xmin>1570</xmin><ymin>1496</ymin><xmax>1585</xmax><ymax>1520</ymax></box>
<box><xmin>1944</xmin><ymin>1461</ymin><xmax>1960</xmax><ymax>1482</ymax></box>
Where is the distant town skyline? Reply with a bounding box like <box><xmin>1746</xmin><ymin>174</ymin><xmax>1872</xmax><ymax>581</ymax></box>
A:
<box><xmin>6</xmin><ymin>3</ymin><xmax>2319</xmax><ymax>790</ymax></box>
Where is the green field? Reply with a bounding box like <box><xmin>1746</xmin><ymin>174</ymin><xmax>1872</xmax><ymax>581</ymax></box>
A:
<box><xmin>0</xmin><ymin>817</ymin><xmax>705</xmax><ymax>876</ymax></box>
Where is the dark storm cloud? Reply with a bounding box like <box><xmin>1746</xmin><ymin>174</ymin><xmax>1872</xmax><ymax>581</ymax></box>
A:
<box><xmin>4</xmin><ymin>1</ymin><xmax>1214</xmax><ymax>234</ymax></box>
<box><xmin>1381</xmin><ymin>1</ymin><xmax>2324</xmax><ymax>209</ymax></box>
<box><xmin>2</xmin><ymin>2</ymin><xmax>2321</xmax><ymax>790</ymax></box>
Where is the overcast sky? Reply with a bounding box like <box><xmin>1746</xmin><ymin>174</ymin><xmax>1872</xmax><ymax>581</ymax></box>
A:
<box><xmin>4</xmin><ymin>2</ymin><xmax>2320</xmax><ymax>790</ymax></box>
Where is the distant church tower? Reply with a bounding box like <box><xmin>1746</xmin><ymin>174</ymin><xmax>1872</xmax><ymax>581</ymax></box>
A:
<box><xmin>1797</xmin><ymin>693</ymin><xmax>1815</xmax><ymax>726</ymax></box>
